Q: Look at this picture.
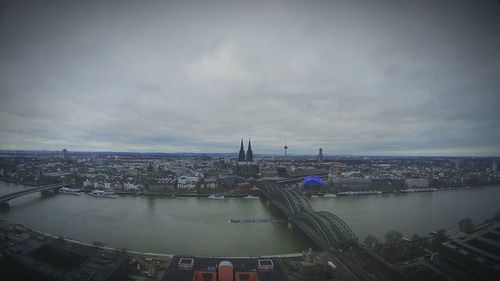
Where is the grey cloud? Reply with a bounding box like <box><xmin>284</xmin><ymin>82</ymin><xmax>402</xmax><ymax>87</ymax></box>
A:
<box><xmin>1</xmin><ymin>0</ymin><xmax>500</xmax><ymax>155</ymax></box>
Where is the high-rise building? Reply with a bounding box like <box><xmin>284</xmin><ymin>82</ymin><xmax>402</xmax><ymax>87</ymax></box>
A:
<box><xmin>61</xmin><ymin>148</ymin><xmax>68</xmax><ymax>159</ymax></box>
<box><xmin>318</xmin><ymin>148</ymin><xmax>324</xmax><ymax>162</ymax></box>
<box><xmin>493</xmin><ymin>162</ymin><xmax>498</xmax><ymax>173</ymax></box>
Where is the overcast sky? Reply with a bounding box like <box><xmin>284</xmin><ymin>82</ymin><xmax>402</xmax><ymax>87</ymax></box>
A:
<box><xmin>0</xmin><ymin>0</ymin><xmax>499</xmax><ymax>156</ymax></box>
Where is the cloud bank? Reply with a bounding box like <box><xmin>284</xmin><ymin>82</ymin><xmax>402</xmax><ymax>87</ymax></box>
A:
<box><xmin>1</xmin><ymin>0</ymin><xmax>499</xmax><ymax>156</ymax></box>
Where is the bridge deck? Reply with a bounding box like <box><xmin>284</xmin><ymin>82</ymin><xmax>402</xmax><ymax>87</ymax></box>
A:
<box><xmin>0</xmin><ymin>183</ymin><xmax>65</xmax><ymax>203</ymax></box>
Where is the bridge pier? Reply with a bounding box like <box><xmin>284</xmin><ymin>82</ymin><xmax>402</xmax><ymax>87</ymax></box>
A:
<box><xmin>0</xmin><ymin>202</ymin><xmax>10</xmax><ymax>211</ymax></box>
<box><xmin>288</xmin><ymin>221</ymin><xmax>294</xmax><ymax>230</ymax></box>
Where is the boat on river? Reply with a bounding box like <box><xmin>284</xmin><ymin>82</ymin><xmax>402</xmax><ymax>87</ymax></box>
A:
<box><xmin>243</xmin><ymin>195</ymin><xmax>260</xmax><ymax>199</ymax></box>
<box><xmin>58</xmin><ymin>187</ymin><xmax>83</xmax><ymax>195</ymax></box>
<box><xmin>229</xmin><ymin>218</ymin><xmax>283</xmax><ymax>223</ymax></box>
<box><xmin>337</xmin><ymin>191</ymin><xmax>357</xmax><ymax>196</ymax></box>
<box><xmin>399</xmin><ymin>188</ymin><xmax>437</xmax><ymax>193</ymax></box>
<box><xmin>208</xmin><ymin>194</ymin><xmax>225</xmax><ymax>200</ymax></box>
<box><xmin>323</xmin><ymin>193</ymin><xmax>338</xmax><ymax>198</ymax></box>
<box><xmin>89</xmin><ymin>190</ymin><xmax>118</xmax><ymax>198</ymax></box>
<box><xmin>355</xmin><ymin>190</ymin><xmax>383</xmax><ymax>195</ymax></box>
<box><xmin>337</xmin><ymin>190</ymin><xmax>382</xmax><ymax>196</ymax></box>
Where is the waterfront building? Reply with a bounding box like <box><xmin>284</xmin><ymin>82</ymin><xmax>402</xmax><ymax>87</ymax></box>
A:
<box><xmin>335</xmin><ymin>178</ymin><xmax>372</xmax><ymax>190</ymax></box>
<box><xmin>83</xmin><ymin>179</ymin><xmax>92</xmax><ymax>188</ymax></box>
<box><xmin>149</xmin><ymin>177</ymin><xmax>176</xmax><ymax>191</ymax></box>
<box><xmin>203</xmin><ymin>176</ymin><xmax>218</xmax><ymax>189</ymax></box>
<box><xmin>124</xmin><ymin>182</ymin><xmax>138</xmax><ymax>190</ymax></box>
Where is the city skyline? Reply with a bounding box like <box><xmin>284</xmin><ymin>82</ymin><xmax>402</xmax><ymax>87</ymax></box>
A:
<box><xmin>1</xmin><ymin>0</ymin><xmax>500</xmax><ymax>156</ymax></box>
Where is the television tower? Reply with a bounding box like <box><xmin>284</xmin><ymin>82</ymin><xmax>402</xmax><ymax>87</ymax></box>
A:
<box><xmin>284</xmin><ymin>142</ymin><xmax>288</xmax><ymax>159</ymax></box>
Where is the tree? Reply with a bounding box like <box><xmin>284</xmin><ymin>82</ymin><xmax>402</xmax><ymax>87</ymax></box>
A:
<box><xmin>493</xmin><ymin>210</ymin><xmax>500</xmax><ymax>222</ymax></box>
<box><xmin>458</xmin><ymin>217</ymin><xmax>474</xmax><ymax>233</ymax></box>
<box><xmin>411</xmin><ymin>233</ymin><xmax>421</xmax><ymax>242</ymax></box>
<box><xmin>436</xmin><ymin>229</ymin><xmax>446</xmax><ymax>236</ymax></box>
<box><xmin>364</xmin><ymin>235</ymin><xmax>380</xmax><ymax>247</ymax></box>
<box><xmin>385</xmin><ymin>230</ymin><xmax>403</xmax><ymax>247</ymax></box>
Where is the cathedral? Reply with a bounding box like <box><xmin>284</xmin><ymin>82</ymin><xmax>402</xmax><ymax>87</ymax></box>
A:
<box><xmin>234</xmin><ymin>139</ymin><xmax>260</xmax><ymax>178</ymax></box>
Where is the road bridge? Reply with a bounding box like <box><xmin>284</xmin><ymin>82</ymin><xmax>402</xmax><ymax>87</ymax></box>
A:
<box><xmin>0</xmin><ymin>183</ymin><xmax>65</xmax><ymax>210</ymax></box>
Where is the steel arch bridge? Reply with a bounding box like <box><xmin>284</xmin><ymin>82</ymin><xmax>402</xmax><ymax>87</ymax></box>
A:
<box><xmin>263</xmin><ymin>182</ymin><xmax>312</xmax><ymax>215</ymax></box>
<box><xmin>295</xmin><ymin>211</ymin><xmax>358</xmax><ymax>249</ymax></box>
<box><xmin>261</xmin><ymin>182</ymin><xmax>357</xmax><ymax>249</ymax></box>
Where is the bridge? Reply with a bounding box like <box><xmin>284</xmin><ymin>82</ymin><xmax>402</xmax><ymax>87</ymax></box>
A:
<box><xmin>260</xmin><ymin>182</ymin><xmax>413</xmax><ymax>281</ymax></box>
<box><xmin>260</xmin><ymin>182</ymin><xmax>357</xmax><ymax>251</ymax></box>
<box><xmin>0</xmin><ymin>183</ymin><xmax>65</xmax><ymax>210</ymax></box>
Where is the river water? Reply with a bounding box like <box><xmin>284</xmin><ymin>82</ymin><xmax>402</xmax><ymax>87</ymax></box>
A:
<box><xmin>1</xmin><ymin>181</ymin><xmax>499</xmax><ymax>256</ymax></box>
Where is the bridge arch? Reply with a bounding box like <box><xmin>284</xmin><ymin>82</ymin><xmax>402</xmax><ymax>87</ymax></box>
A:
<box><xmin>261</xmin><ymin>181</ymin><xmax>358</xmax><ymax>250</ymax></box>
<box><xmin>262</xmin><ymin>183</ymin><xmax>312</xmax><ymax>215</ymax></box>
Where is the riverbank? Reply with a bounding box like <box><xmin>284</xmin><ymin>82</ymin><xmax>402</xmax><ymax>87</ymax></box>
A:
<box><xmin>0</xmin><ymin>219</ymin><xmax>303</xmax><ymax>258</ymax></box>
<box><xmin>0</xmin><ymin>220</ymin><xmax>171</xmax><ymax>280</ymax></box>
<box><xmin>114</xmin><ymin>190</ymin><xmax>255</xmax><ymax>198</ymax></box>
<box><xmin>2</xmin><ymin>178</ymin><xmax>499</xmax><ymax>199</ymax></box>
<box><xmin>0</xmin><ymin>220</ymin><xmax>305</xmax><ymax>280</ymax></box>
<box><xmin>306</xmin><ymin>183</ymin><xmax>499</xmax><ymax>197</ymax></box>
<box><xmin>1</xmin><ymin>220</ymin><xmax>414</xmax><ymax>281</ymax></box>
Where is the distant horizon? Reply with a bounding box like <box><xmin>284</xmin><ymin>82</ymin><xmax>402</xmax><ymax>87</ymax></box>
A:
<box><xmin>1</xmin><ymin>148</ymin><xmax>499</xmax><ymax>159</ymax></box>
<box><xmin>1</xmin><ymin>0</ymin><xmax>499</xmax><ymax>157</ymax></box>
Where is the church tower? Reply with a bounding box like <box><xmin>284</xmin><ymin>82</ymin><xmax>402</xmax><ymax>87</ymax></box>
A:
<box><xmin>246</xmin><ymin>139</ymin><xmax>253</xmax><ymax>162</ymax></box>
<box><xmin>238</xmin><ymin>139</ymin><xmax>246</xmax><ymax>162</ymax></box>
<box><xmin>234</xmin><ymin>139</ymin><xmax>260</xmax><ymax>178</ymax></box>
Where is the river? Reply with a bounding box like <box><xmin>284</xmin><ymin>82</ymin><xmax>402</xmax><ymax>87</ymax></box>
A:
<box><xmin>1</xmin><ymin>181</ymin><xmax>499</xmax><ymax>256</ymax></box>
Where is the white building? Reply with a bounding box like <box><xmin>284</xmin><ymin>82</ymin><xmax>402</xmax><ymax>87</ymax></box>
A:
<box><xmin>124</xmin><ymin>183</ymin><xmax>138</xmax><ymax>190</ymax></box>
<box><xmin>83</xmin><ymin>179</ymin><xmax>92</xmax><ymax>188</ymax></box>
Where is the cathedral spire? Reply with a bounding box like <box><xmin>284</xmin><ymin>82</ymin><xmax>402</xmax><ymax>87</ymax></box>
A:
<box><xmin>246</xmin><ymin>139</ymin><xmax>253</xmax><ymax>162</ymax></box>
<box><xmin>238</xmin><ymin>139</ymin><xmax>246</xmax><ymax>161</ymax></box>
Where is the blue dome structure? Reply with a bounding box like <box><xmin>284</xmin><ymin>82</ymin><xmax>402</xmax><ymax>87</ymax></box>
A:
<box><xmin>303</xmin><ymin>176</ymin><xmax>324</xmax><ymax>187</ymax></box>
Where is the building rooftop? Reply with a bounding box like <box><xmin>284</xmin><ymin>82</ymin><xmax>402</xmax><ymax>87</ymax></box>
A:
<box><xmin>162</xmin><ymin>255</ymin><xmax>289</xmax><ymax>281</ymax></box>
<box><xmin>2</xmin><ymin>237</ymin><xmax>128</xmax><ymax>281</ymax></box>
